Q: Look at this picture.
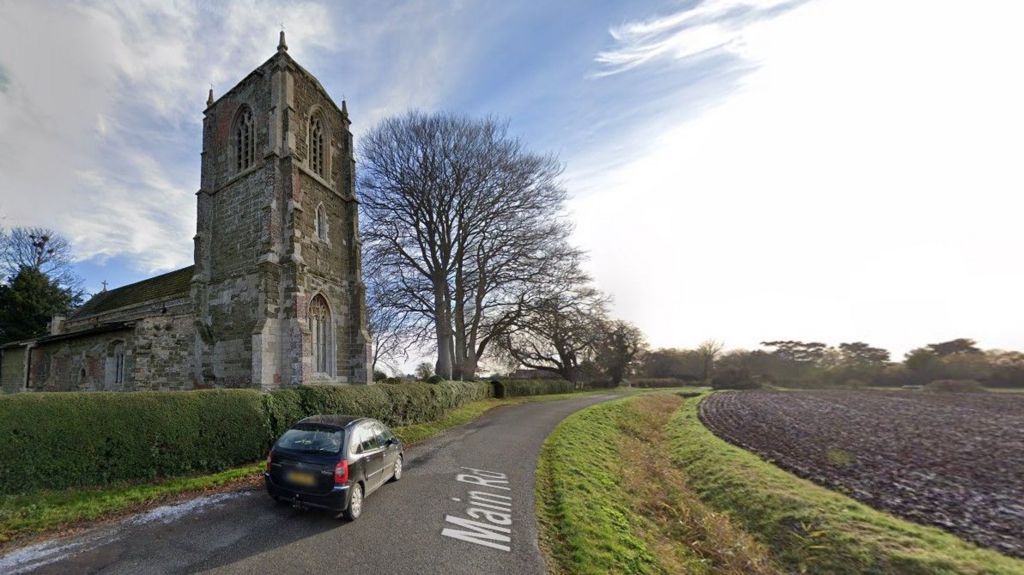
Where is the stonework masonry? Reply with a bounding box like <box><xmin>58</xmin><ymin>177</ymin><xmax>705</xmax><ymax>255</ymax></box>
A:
<box><xmin>0</xmin><ymin>35</ymin><xmax>372</xmax><ymax>393</ymax></box>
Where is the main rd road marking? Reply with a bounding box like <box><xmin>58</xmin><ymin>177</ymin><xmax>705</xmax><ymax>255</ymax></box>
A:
<box><xmin>442</xmin><ymin>467</ymin><xmax>513</xmax><ymax>551</ymax></box>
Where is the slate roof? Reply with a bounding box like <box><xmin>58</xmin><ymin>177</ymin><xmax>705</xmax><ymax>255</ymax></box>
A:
<box><xmin>0</xmin><ymin>322</ymin><xmax>136</xmax><ymax>349</ymax></box>
<box><xmin>72</xmin><ymin>266</ymin><xmax>195</xmax><ymax>319</ymax></box>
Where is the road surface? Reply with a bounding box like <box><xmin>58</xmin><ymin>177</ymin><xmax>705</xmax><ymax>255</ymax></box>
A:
<box><xmin>0</xmin><ymin>393</ymin><xmax>617</xmax><ymax>574</ymax></box>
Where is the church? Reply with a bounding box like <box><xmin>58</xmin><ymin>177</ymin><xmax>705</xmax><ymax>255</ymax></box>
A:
<box><xmin>0</xmin><ymin>33</ymin><xmax>372</xmax><ymax>393</ymax></box>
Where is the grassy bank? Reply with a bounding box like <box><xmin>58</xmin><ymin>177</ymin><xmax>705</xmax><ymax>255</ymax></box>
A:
<box><xmin>0</xmin><ymin>390</ymin><xmax>593</xmax><ymax>550</ymax></box>
<box><xmin>536</xmin><ymin>392</ymin><xmax>1024</xmax><ymax>575</ymax></box>
<box><xmin>536</xmin><ymin>393</ymin><xmax>776</xmax><ymax>574</ymax></box>
<box><xmin>668</xmin><ymin>394</ymin><xmax>1024</xmax><ymax>575</ymax></box>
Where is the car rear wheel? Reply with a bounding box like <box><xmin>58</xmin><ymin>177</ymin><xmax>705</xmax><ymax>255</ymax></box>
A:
<box><xmin>390</xmin><ymin>456</ymin><xmax>403</xmax><ymax>482</ymax></box>
<box><xmin>343</xmin><ymin>483</ymin><xmax>363</xmax><ymax>521</ymax></box>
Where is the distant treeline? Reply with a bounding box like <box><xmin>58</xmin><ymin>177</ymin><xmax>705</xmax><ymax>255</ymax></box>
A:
<box><xmin>641</xmin><ymin>338</ymin><xmax>1024</xmax><ymax>389</ymax></box>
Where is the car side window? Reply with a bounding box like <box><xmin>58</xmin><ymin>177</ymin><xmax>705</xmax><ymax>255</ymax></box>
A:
<box><xmin>374</xmin><ymin>423</ymin><xmax>393</xmax><ymax>446</ymax></box>
<box><xmin>374</xmin><ymin>421</ymin><xmax>389</xmax><ymax>444</ymax></box>
<box><xmin>359</xmin><ymin>424</ymin><xmax>381</xmax><ymax>452</ymax></box>
<box><xmin>352</xmin><ymin>426</ymin><xmax>366</xmax><ymax>454</ymax></box>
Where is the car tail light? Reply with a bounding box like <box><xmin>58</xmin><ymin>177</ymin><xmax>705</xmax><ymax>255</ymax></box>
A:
<box><xmin>265</xmin><ymin>452</ymin><xmax>272</xmax><ymax>473</ymax></box>
<box><xmin>334</xmin><ymin>460</ymin><xmax>349</xmax><ymax>485</ymax></box>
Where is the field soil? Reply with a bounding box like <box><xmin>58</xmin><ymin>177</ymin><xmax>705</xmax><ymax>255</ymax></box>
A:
<box><xmin>699</xmin><ymin>390</ymin><xmax>1024</xmax><ymax>558</ymax></box>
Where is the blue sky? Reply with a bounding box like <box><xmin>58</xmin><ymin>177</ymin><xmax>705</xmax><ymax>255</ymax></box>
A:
<box><xmin>1</xmin><ymin>0</ymin><xmax>1023</xmax><ymax>356</ymax></box>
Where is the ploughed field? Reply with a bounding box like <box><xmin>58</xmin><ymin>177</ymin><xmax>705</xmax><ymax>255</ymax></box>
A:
<box><xmin>699</xmin><ymin>390</ymin><xmax>1024</xmax><ymax>557</ymax></box>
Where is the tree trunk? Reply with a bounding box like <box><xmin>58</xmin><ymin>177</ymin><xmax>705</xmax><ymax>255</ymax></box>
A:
<box><xmin>453</xmin><ymin>304</ymin><xmax>468</xmax><ymax>379</ymax></box>
<box><xmin>433</xmin><ymin>282</ymin><xmax>453</xmax><ymax>379</ymax></box>
<box><xmin>460</xmin><ymin>351</ymin><xmax>478</xmax><ymax>380</ymax></box>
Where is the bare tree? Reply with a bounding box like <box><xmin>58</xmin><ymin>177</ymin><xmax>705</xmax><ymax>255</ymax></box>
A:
<box><xmin>359</xmin><ymin>112</ymin><xmax>577</xmax><ymax>379</ymax></box>
<box><xmin>497</xmin><ymin>280</ymin><xmax>609</xmax><ymax>382</ymax></box>
<box><xmin>0</xmin><ymin>227</ymin><xmax>82</xmax><ymax>292</ymax></box>
<box><xmin>366</xmin><ymin>272</ymin><xmax>416</xmax><ymax>375</ymax></box>
<box><xmin>696</xmin><ymin>339</ymin><xmax>725</xmax><ymax>381</ymax></box>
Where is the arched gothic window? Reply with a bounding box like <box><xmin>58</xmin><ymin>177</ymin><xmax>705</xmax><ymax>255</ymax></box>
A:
<box><xmin>309</xmin><ymin>115</ymin><xmax>325</xmax><ymax>176</ymax></box>
<box><xmin>114</xmin><ymin>343</ymin><xmax>126</xmax><ymax>384</ymax></box>
<box><xmin>314</xmin><ymin>203</ymin><xmax>328</xmax><ymax>241</ymax></box>
<box><xmin>308</xmin><ymin>294</ymin><xmax>333</xmax><ymax>375</ymax></box>
<box><xmin>107</xmin><ymin>340</ymin><xmax>126</xmax><ymax>387</ymax></box>
<box><xmin>235</xmin><ymin>107</ymin><xmax>255</xmax><ymax>173</ymax></box>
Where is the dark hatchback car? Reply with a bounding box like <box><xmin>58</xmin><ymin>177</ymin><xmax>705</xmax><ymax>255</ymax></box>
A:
<box><xmin>265</xmin><ymin>415</ymin><xmax>404</xmax><ymax>520</ymax></box>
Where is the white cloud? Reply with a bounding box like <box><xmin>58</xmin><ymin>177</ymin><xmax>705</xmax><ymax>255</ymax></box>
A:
<box><xmin>3</xmin><ymin>0</ymin><xmax>1019</xmax><ymax>357</ymax></box>
<box><xmin>576</xmin><ymin>0</ymin><xmax>1024</xmax><ymax>355</ymax></box>
<box><xmin>67</xmin><ymin>151</ymin><xmax>196</xmax><ymax>272</ymax></box>
<box><xmin>0</xmin><ymin>0</ymin><xmax>461</xmax><ymax>275</ymax></box>
<box><xmin>0</xmin><ymin>0</ymin><xmax>339</xmax><ymax>273</ymax></box>
<box><xmin>595</xmin><ymin>0</ymin><xmax>800</xmax><ymax>76</ymax></box>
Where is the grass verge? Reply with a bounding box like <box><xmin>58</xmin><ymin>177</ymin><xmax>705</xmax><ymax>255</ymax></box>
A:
<box><xmin>0</xmin><ymin>464</ymin><xmax>262</xmax><ymax>548</ymax></box>
<box><xmin>670</xmin><ymin>393</ymin><xmax>1024</xmax><ymax>575</ymax></box>
<box><xmin>536</xmin><ymin>392</ymin><xmax>777</xmax><ymax>574</ymax></box>
<box><xmin>0</xmin><ymin>389</ymin><xmax>605</xmax><ymax>551</ymax></box>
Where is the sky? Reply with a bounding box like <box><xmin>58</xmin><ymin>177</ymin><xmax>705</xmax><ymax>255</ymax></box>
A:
<box><xmin>0</xmin><ymin>0</ymin><xmax>1022</xmax><ymax>358</ymax></box>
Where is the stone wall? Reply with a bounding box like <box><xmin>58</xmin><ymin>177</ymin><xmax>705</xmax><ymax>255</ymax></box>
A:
<box><xmin>193</xmin><ymin>57</ymin><xmax>278</xmax><ymax>389</ymax></box>
<box><xmin>209</xmin><ymin>168</ymin><xmax>272</xmax><ymax>282</ymax></box>
<box><xmin>132</xmin><ymin>314</ymin><xmax>196</xmax><ymax>390</ymax></box>
<box><xmin>289</xmin><ymin>67</ymin><xmax>370</xmax><ymax>385</ymax></box>
<box><xmin>197</xmin><ymin>272</ymin><xmax>261</xmax><ymax>387</ymax></box>
<box><xmin>16</xmin><ymin>312</ymin><xmax>196</xmax><ymax>393</ymax></box>
<box><xmin>27</xmin><ymin>327</ymin><xmax>135</xmax><ymax>392</ymax></box>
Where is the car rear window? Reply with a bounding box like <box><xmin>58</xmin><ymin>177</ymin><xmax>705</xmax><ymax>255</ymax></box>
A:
<box><xmin>276</xmin><ymin>427</ymin><xmax>345</xmax><ymax>454</ymax></box>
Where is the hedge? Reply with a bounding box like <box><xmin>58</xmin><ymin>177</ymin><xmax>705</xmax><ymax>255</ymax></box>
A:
<box><xmin>0</xmin><ymin>390</ymin><xmax>270</xmax><ymax>494</ymax></box>
<box><xmin>924</xmin><ymin>379</ymin><xmax>985</xmax><ymax>393</ymax></box>
<box><xmin>261</xmin><ymin>381</ymin><xmax>491</xmax><ymax>438</ymax></box>
<box><xmin>496</xmin><ymin>378</ymin><xmax>575</xmax><ymax>397</ymax></box>
<box><xmin>0</xmin><ymin>380</ymin><xmax>543</xmax><ymax>494</ymax></box>
<box><xmin>627</xmin><ymin>377</ymin><xmax>696</xmax><ymax>388</ymax></box>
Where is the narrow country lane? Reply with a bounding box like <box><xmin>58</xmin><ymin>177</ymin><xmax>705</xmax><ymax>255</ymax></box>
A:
<box><xmin>0</xmin><ymin>394</ymin><xmax>618</xmax><ymax>575</ymax></box>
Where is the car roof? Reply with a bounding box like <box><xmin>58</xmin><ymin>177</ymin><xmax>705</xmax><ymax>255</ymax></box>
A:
<box><xmin>294</xmin><ymin>415</ymin><xmax>369</xmax><ymax>430</ymax></box>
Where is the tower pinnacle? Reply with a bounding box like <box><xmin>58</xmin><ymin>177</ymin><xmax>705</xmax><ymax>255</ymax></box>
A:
<box><xmin>278</xmin><ymin>29</ymin><xmax>287</xmax><ymax>53</ymax></box>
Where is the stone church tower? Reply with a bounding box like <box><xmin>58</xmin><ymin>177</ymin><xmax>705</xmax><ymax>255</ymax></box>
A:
<box><xmin>0</xmin><ymin>33</ymin><xmax>370</xmax><ymax>393</ymax></box>
<box><xmin>192</xmin><ymin>32</ymin><xmax>371</xmax><ymax>388</ymax></box>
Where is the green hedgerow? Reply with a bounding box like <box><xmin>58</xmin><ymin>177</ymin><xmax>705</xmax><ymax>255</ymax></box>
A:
<box><xmin>0</xmin><ymin>378</ymin><xmax>577</xmax><ymax>495</ymax></box>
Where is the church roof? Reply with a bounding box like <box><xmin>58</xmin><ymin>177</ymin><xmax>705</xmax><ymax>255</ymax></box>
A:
<box><xmin>0</xmin><ymin>321</ymin><xmax>135</xmax><ymax>349</ymax></box>
<box><xmin>72</xmin><ymin>266</ymin><xmax>194</xmax><ymax>319</ymax></box>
